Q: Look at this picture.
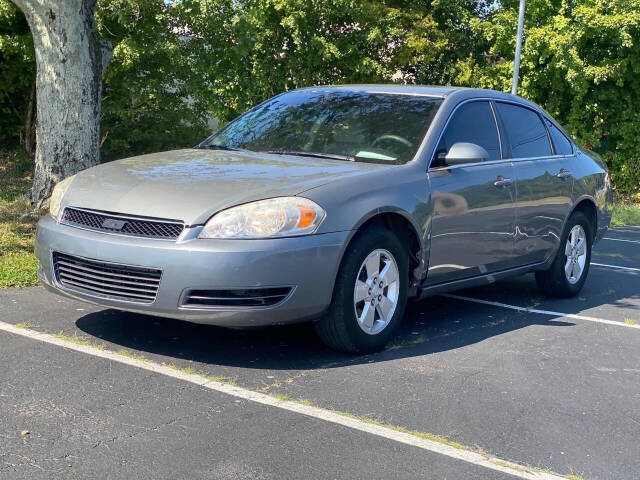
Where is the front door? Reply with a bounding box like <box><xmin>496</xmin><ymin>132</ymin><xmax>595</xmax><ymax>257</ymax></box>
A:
<box><xmin>425</xmin><ymin>100</ymin><xmax>518</xmax><ymax>285</ymax></box>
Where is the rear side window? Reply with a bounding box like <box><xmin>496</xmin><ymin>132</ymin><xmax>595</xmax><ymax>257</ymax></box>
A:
<box><xmin>435</xmin><ymin>101</ymin><xmax>501</xmax><ymax>162</ymax></box>
<box><xmin>495</xmin><ymin>102</ymin><xmax>552</xmax><ymax>159</ymax></box>
<box><xmin>545</xmin><ymin>119</ymin><xmax>573</xmax><ymax>155</ymax></box>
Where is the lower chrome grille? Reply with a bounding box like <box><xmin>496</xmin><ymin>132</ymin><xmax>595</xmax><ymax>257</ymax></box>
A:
<box><xmin>52</xmin><ymin>252</ymin><xmax>162</xmax><ymax>304</ymax></box>
<box><xmin>182</xmin><ymin>287</ymin><xmax>292</xmax><ymax>308</ymax></box>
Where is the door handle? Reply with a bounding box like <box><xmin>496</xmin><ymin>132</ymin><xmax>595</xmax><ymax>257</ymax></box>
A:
<box><xmin>557</xmin><ymin>169</ymin><xmax>573</xmax><ymax>180</ymax></box>
<box><xmin>494</xmin><ymin>175</ymin><xmax>513</xmax><ymax>188</ymax></box>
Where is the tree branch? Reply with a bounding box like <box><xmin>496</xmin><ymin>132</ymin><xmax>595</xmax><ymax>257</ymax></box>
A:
<box><xmin>101</xmin><ymin>37</ymin><xmax>114</xmax><ymax>74</ymax></box>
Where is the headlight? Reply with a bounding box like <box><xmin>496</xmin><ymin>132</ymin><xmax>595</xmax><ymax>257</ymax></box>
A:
<box><xmin>49</xmin><ymin>175</ymin><xmax>76</xmax><ymax>220</ymax></box>
<box><xmin>198</xmin><ymin>197</ymin><xmax>325</xmax><ymax>239</ymax></box>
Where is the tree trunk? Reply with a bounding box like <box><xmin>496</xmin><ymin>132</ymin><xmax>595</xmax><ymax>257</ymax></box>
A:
<box><xmin>23</xmin><ymin>79</ymin><xmax>36</xmax><ymax>159</ymax></box>
<box><xmin>11</xmin><ymin>0</ymin><xmax>112</xmax><ymax>207</ymax></box>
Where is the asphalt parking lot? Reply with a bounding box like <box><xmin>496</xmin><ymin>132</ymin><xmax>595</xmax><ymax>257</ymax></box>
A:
<box><xmin>1</xmin><ymin>227</ymin><xmax>639</xmax><ymax>480</ymax></box>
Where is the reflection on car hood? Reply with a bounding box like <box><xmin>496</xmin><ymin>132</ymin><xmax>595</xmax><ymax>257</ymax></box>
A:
<box><xmin>62</xmin><ymin>149</ymin><xmax>389</xmax><ymax>225</ymax></box>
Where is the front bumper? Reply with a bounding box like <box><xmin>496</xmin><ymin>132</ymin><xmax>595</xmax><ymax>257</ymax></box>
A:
<box><xmin>35</xmin><ymin>215</ymin><xmax>349</xmax><ymax>327</ymax></box>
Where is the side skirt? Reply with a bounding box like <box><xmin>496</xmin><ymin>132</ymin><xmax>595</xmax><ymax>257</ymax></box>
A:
<box><xmin>413</xmin><ymin>261</ymin><xmax>547</xmax><ymax>301</ymax></box>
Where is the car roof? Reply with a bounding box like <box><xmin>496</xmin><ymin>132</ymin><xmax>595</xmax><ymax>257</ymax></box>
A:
<box><xmin>292</xmin><ymin>84</ymin><xmax>536</xmax><ymax>107</ymax></box>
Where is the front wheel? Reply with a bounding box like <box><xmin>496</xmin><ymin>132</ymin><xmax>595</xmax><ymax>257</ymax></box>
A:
<box><xmin>315</xmin><ymin>226</ymin><xmax>408</xmax><ymax>353</ymax></box>
<box><xmin>535</xmin><ymin>210</ymin><xmax>592</xmax><ymax>298</ymax></box>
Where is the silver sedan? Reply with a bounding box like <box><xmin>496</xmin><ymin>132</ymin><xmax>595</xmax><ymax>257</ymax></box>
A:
<box><xmin>36</xmin><ymin>85</ymin><xmax>612</xmax><ymax>352</ymax></box>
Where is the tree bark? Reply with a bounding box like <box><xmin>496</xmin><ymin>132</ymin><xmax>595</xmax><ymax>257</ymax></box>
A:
<box><xmin>11</xmin><ymin>0</ymin><xmax>112</xmax><ymax>207</ymax></box>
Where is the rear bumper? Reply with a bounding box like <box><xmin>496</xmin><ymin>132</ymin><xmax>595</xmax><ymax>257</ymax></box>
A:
<box><xmin>36</xmin><ymin>215</ymin><xmax>349</xmax><ymax>327</ymax></box>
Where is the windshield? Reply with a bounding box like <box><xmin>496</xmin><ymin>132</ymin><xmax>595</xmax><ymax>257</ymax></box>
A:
<box><xmin>201</xmin><ymin>90</ymin><xmax>443</xmax><ymax>164</ymax></box>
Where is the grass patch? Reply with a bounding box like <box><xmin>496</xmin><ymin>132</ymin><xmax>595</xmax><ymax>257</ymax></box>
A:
<box><xmin>594</xmin><ymin>252</ymin><xmax>625</xmax><ymax>259</ymax></box>
<box><xmin>611</xmin><ymin>202</ymin><xmax>640</xmax><ymax>227</ymax></box>
<box><xmin>329</xmin><ymin>409</ymin><xmax>483</xmax><ymax>454</ymax></box>
<box><xmin>272</xmin><ymin>393</ymin><xmax>292</xmax><ymax>402</ymax></box>
<box><xmin>115</xmin><ymin>348</ymin><xmax>148</xmax><ymax>362</ymax></box>
<box><xmin>54</xmin><ymin>332</ymin><xmax>106</xmax><ymax>350</ymax></box>
<box><xmin>329</xmin><ymin>406</ymin><xmax>581</xmax><ymax>479</ymax></box>
<box><xmin>166</xmin><ymin>364</ymin><xmax>236</xmax><ymax>385</ymax></box>
<box><xmin>198</xmin><ymin>371</ymin><xmax>236</xmax><ymax>385</ymax></box>
<box><xmin>0</xmin><ymin>150</ymin><xmax>40</xmax><ymax>288</ymax></box>
<box><xmin>624</xmin><ymin>318</ymin><xmax>637</xmax><ymax>326</ymax></box>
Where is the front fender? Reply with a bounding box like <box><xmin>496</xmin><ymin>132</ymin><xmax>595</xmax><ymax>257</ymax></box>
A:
<box><xmin>302</xmin><ymin>163</ymin><xmax>431</xmax><ymax>281</ymax></box>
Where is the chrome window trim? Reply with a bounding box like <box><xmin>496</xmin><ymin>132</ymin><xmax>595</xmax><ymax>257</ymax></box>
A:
<box><xmin>488</xmin><ymin>101</ymin><xmax>504</xmax><ymax>160</ymax></box>
<box><xmin>428</xmin><ymin>154</ymin><xmax>578</xmax><ymax>172</ymax></box>
<box><xmin>427</xmin><ymin>96</ymin><xmax>579</xmax><ymax>171</ymax></box>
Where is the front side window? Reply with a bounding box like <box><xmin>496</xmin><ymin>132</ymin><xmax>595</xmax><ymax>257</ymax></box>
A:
<box><xmin>434</xmin><ymin>101</ymin><xmax>501</xmax><ymax>163</ymax></box>
<box><xmin>545</xmin><ymin>119</ymin><xmax>573</xmax><ymax>155</ymax></box>
<box><xmin>202</xmin><ymin>90</ymin><xmax>443</xmax><ymax>165</ymax></box>
<box><xmin>495</xmin><ymin>102</ymin><xmax>552</xmax><ymax>159</ymax></box>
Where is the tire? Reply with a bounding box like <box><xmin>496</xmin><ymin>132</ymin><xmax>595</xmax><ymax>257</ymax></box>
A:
<box><xmin>535</xmin><ymin>210</ymin><xmax>592</xmax><ymax>298</ymax></box>
<box><xmin>315</xmin><ymin>226</ymin><xmax>409</xmax><ymax>353</ymax></box>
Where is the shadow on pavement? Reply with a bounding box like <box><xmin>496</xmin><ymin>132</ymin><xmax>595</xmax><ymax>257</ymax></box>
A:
<box><xmin>75</xmin><ymin>295</ymin><xmax>574</xmax><ymax>371</ymax></box>
<box><xmin>457</xmin><ymin>270</ymin><xmax>640</xmax><ymax>315</ymax></box>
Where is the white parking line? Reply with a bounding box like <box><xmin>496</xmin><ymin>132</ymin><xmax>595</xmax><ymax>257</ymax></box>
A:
<box><xmin>592</xmin><ymin>262</ymin><xmax>640</xmax><ymax>273</ymax></box>
<box><xmin>602</xmin><ymin>237</ymin><xmax>640</xmax><ymax>245</ymax></box>
<box><xmin>442</xmin><ymin>294</ymin><xmax>640</xmax><ymax>329</ymax></box>
<box><xmin>0</xmin><ymin>320</ymin><xmax>567</xmax><ymax>480</ymax></box>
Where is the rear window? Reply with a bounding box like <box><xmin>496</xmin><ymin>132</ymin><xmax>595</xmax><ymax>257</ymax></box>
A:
<box><xmin>495</xmin><ymin>102</ymin><xmax>552</xmax><ymax>159</ymax></box>
<box><xmin>545</xmin><ymin>119</ymin><xmax>573</xmax><ymax>155</ymax></box>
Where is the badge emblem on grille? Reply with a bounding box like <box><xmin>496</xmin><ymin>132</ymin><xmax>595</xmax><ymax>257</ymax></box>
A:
<box><xmin>102</xmin><ymin>218</ymin><xmax>127</xmax><ymax>230</ymax></box>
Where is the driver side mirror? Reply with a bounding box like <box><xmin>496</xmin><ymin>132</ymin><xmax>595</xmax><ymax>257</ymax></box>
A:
<box><xmin>444</xmin><ymin>142</ymin><xmax>489</xmax><ymax>165</ymax></box>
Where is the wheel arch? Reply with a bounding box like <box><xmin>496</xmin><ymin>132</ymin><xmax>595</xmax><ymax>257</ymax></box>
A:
<box><xmin>571</xmin><ymin>196</ymin><xmax>598</xmax><ymax>242</ymax></box>
<box><xmin>337</xmin><ymin>208</ymin><xmax>425</xmax><ymax>289</ymax></box>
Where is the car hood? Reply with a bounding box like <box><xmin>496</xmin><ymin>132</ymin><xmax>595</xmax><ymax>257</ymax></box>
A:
<box><xmin>62</xmin><ymin>149</ymin><xmax>389</xmax><ymax>225</ymax></box>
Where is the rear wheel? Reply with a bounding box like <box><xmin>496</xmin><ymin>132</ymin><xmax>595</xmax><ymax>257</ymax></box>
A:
<box><xmin>535</xmin><ymin>210</ymin><xmax>592</xmax><ymax>298</ymax></box>
<box><xmin>315</xmin><ymin>226</ymin><xmax>408</xmax><ymax>353</ymax></box>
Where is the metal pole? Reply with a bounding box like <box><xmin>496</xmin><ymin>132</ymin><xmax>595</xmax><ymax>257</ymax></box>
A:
<box><xmin>511</xmin><ymin>0</ymin><xmax>526</xmax><ymax>95</ymax></box>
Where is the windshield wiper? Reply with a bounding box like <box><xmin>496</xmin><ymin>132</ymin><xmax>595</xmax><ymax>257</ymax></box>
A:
<box><xmin>198</xmin><ymin>144</ymin><xmax>245</xmax><ymax>152</ymax></box>
<box><xmin>265</xmin><ymin>150</ymin><xmax>355</xmax><ymax>162</ymax></box>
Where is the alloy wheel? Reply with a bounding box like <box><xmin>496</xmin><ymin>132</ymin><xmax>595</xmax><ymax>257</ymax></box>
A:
<box><xmin>353</xmin><ymin>249</ymin><xmax>400</xmax><ymax>335</ymax></box>
<box><xmin>564</xmin><ymin>224</ymin><xmax>587</xmax><ymax>284</ymax></box>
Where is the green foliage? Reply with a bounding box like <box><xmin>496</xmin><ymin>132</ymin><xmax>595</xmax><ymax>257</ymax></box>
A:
<box><xmin>175</xmin><ymin>0</ymin><xmax>469</xmax><ymax>122</ymax></box>
<box><xmin>457</xmin><ymin>0</ymin><xmax>640</xmax><ymax>193</ymax></box>
<box><xmin>0</xmin><ymin>0</ymin><xmax>209</xmax><ymax>164</ymax></box>
<box><xmin>97</xmin><ymin>0</ymin><xmax>209</xmax><ymax>161</ymax></box>
<box><xmin>0</xmin><ymin>150</ymin><xmax>39</xmax><ymax>288</ymax></box>
<box><xmin>611</xmin><ymin>202</ymin><xmax>640</xmax><ymax>227</ymax></box>
<box><xmin>0</xmin><ymin>1</ymin><xmax>35</xmax><ymax>147</ymax></box>
<box><xmin>1</xmin><ymin>0</ymin><xmax>639</xmax><ymax>193</ymax></box>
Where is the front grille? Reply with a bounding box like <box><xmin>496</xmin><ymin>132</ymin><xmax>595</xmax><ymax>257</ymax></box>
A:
<box><xmin>53</xmin><ymin>252</ymin><xmax>162</xmax><ymax>304</ymax></box>
<box><xmin>61</xmin><ymin>207</ymin><xmax>184</xmax><ymax>240</ymax></box>
<box><xmin>182</xmin><ymin>287</ymin><xmax>293</xmax><ymax>308</ymax></box>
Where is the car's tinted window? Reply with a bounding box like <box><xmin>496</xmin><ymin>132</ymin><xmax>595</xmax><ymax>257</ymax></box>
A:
<box><xmin>495</xmin><ymin>102</ymin><xmax>552</xmax><ymax>158</ymax></box>
<box><xmin>202</xmin><ymin>90</ymin><xmax>443</xmax><ymax>165</ymax></box>
<box><xmin>545</xmin><ymin>119</ymin><xmax>573</xmax><ymax>155</ymax></box>
<box><xmin>435</xmin><ymin>101</ymin><xmax>500</xmax><ymax>162</ymax></box>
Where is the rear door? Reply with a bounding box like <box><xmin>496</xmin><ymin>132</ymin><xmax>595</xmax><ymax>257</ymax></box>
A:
<box><xmin>493</xmin><ymin>102</ymin><xmax>573</xmax><ymax>265</ymax></box>
<box><xmin>425</xmin><ymin>100</ymin><xmax>518</xmax><ymax>285</ymax></box>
